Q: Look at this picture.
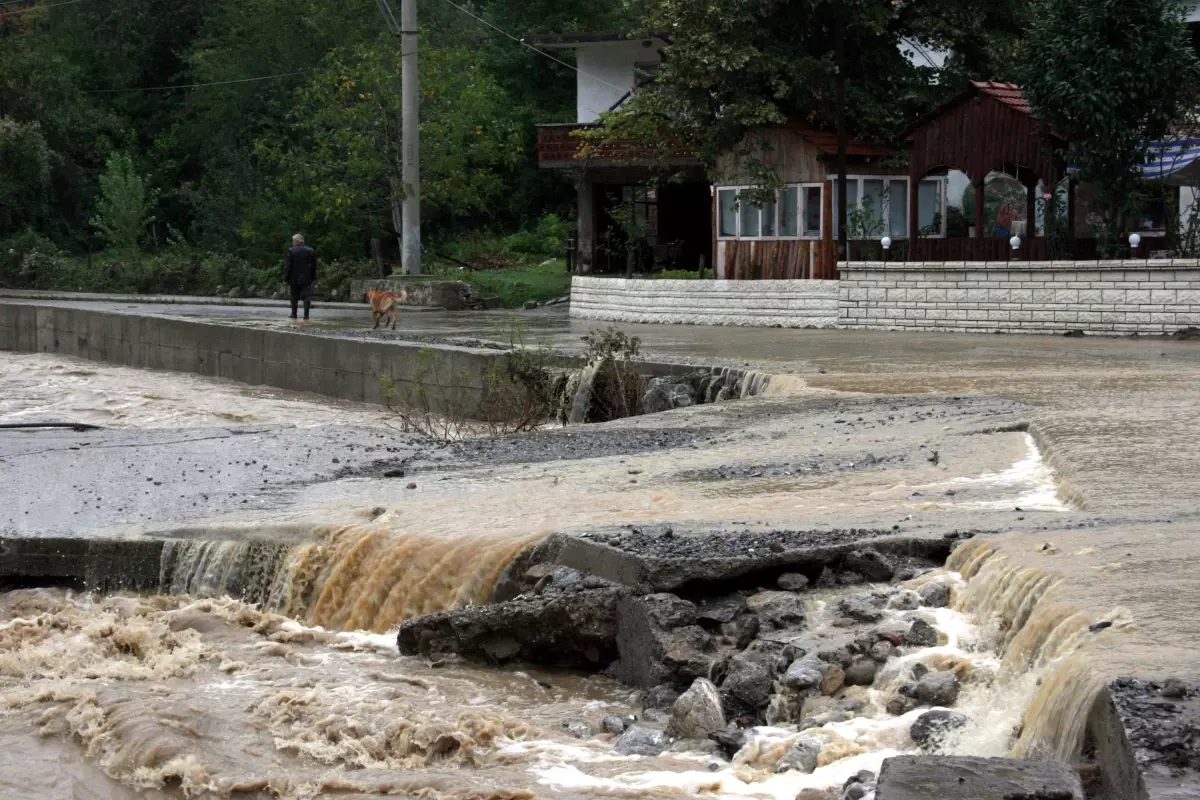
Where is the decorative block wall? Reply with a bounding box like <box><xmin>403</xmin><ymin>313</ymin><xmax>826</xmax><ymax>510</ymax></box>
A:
<box><xmin>570</xmin><ymin>277</ymin><xmax>839</xmax><ymax>328</ymax></box>
<box><xmin>837</xmin><ymin>260</ymin><xmax>1200</xmax><ymax>335</ymax></box>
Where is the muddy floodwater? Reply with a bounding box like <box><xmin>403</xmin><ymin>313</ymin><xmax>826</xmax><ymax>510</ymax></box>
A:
<box><xmin>2</xmin><ymin>323</ymin><xmax>1199</xmax><ymax>799</ymax></box>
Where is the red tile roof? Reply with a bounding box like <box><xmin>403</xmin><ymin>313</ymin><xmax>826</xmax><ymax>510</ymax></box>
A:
<box><xmin>971</xmin><ymin>81</ymin><xmax>1032</xmax><ymax>115</ymax></box>
<box><xmin>790</xmin><ymin>128</ymin><xmax>894</xmax><ymax>158</ymax></box>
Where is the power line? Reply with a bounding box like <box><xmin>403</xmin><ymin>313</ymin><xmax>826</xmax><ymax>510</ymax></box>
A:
<box><xmin>86</xmin><ymin>69</ymin><xmax>312</xmax><ymax>94</ymax></box>
<box><xmin>0</xmin><ymin>0</ymin><xmax>88</xmax><ymax>15</ymax></box>
<box><xmin>432</xmin><ymin>0</ymin><xmax>628</xmax><ymax>93</ymax></box>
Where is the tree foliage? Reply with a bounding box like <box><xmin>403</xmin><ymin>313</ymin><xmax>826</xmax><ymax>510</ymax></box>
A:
<box><xmin>1015</xmin><ymin>0</ymin><xmax>1200</xmax><ymax>241</ymax></box>
<box><xmin>0</xmin><ymin>118</ymin><xmax>53</xmax><ymax>233</ymax></box>
<box><xmin>592</xmin><ymin>0</ymin><xmax>1032</xmax><ymax>178</ymax></box>
<box><xmin>90</xmin><ymin>152</ymin><xmax>155</xmax><ymax>251</ymax></box>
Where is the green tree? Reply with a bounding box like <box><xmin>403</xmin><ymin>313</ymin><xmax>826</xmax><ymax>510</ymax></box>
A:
<box><xmin>589</xmin><ymin>0</ymin><xmax>1030</xmax><ymax>176</ymax></box>
<box><xmin>90</xmin><ymin>152</ymin><xmax>155</xmax><ymax>251</ymax></box>
<box><xmin>0</xmin><ymin>118</ymin><xmax>54</xmax><ymax>235</ymax></box>
<box><xmin>252</xmin><ymin>41</ymin><xmax>525</xmax><ymax>259</ymax></box>
<box><xmin>1016</xmin><ymin>0</ymin><xmax>1200</xmax><ymax>245</ymax></box>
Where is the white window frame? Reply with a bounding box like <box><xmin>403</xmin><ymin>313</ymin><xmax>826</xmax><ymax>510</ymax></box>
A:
<box><xmin>716</xmin><ymin>184</ymin><xmax>822</xmax><ymax>241</ymax></box>
<box><xmin>825</xmin><ymin>175</ymin><xmax>949</xmax><ymax>240</ymax></box>
<box><xmin>799</xmin><ymin>183</ymin><xmax>824</xmax><ymax>239</ymax></box>
<box><xmin>915</xmin><ymin>177</ymin><xmax>948</xmax><ymax>239</ymax></box>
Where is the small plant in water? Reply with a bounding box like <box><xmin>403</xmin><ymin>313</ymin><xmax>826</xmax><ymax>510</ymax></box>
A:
<box><xmin>376</xmin><ymin>316</ymin><xmax>556</xmax><ymax>442</ymax></box>
<box><xmin>581</xmin><ymin>326</ymin><xmax>641</xmax><ymax>362</ymax></box>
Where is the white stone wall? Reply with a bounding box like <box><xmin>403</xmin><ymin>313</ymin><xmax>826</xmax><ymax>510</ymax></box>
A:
<box><xmin>838</xmin><ymin>260</ymin><xmax>1200</xmax><ymax>335</ymax></box>
<box><xmin>570</xmin><ymin>277</ymin><xmax>839</xmax><ymax>328</ymax></box>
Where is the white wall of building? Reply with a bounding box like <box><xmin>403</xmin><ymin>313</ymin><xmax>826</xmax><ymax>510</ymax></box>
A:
<box><xmin>575</xmin><ymin>39</ymin><xmax>663</xmax><ymax>123</ymax></box>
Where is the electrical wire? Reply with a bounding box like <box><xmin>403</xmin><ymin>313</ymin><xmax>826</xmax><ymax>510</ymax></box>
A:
<box><xmin>85</xmin><ymin>69</ymin><xmax>312</xmax><ymax>94</ymax></box>
<box><xmin>0</xmin><ymin>0</ymin><xmax>88</xmax><ymax>15</ymax></box>
<box><xmin>431</xmin><ymin>0</ymin><xmax>628</xmax><ymax>93</ymax></box>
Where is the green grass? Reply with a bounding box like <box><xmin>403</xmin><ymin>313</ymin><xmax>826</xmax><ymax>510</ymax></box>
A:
<box><xmin>430</xmin><ymin>257</ymin><xmax>571</xmax><ymax>308</ymax></box>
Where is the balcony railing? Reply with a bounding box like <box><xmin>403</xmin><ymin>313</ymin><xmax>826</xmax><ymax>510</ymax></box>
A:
<box><xmin>536</xmin><ymin>123</ymin><xmax>697</xmax><ymax>168</ymax></box>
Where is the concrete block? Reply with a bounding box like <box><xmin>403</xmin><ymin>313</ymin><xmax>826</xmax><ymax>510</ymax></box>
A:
<box><xmin>1054</xmin><ymin>289</ymin><xmax>1080</xmax><ymax>303</ymax></box>
<box><xmin>1101</xmin><ymin>289</ymin><xmax>1127</xmax><ymax>304</ymax></box>
<box><xmin>1124</xmin><ymin>290</ymin><xmax>1151</xmax><ymax>305</ymax></box>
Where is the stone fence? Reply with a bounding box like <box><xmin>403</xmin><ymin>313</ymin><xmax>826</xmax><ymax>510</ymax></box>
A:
<box><xmin>570</xmin><ymin>276</ymin><xmax>839</xmax><ymax>328</ymax></box>
<box><xmin>837</xmin><ymin>260</ymin><xmax>1200</xmax><ymax>335</ymax></box>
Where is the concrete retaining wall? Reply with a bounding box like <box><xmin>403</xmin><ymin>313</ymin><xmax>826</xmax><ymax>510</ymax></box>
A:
<box><xmin>570</xmin><ymin>276</ymin><xmax>839</xmax><ymax>328</ymax></box>
<box><xmin>0</xmin><ymin>301</ymin><xmax>498</xmax><ymax>413</ymax></box>
<box><xmin>838</xmin><ymin>260</ymin><xmax>1200</xmax><ymax>335</ymax></box>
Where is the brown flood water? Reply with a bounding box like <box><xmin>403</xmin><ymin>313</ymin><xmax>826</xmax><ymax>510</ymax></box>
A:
<box><xmin>1</xmin><ymin>333</ymin><xmax>1194</xmax><ymax>798</ymax></box>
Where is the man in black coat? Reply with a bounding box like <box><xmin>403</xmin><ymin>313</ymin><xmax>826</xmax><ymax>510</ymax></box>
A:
<box><xmin>283</xmin><ymin>233</ymin><xmax>318</xmax><ymax>320</ymax></box>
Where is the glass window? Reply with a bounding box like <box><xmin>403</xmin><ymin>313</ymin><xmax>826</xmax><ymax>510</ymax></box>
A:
<box><xmin>803</xmin><ymin>186</ymin><xmax>822</xmax><ymax>237</ymax></box>
<box><xmin>779</xmin><ymin>187</ymin><xmax>799</xmax><ymax>237</ymax></box>
<box><xmin>833</xmin><ymin>181</ymin><xmax>859</xmax><ymax>238</ymax></box>
<box><xmin>918</xmin><ymin>179</ymin><xmax>944</xmax><ymax>236</ymax></box>
<box><xmin>761</xmin><ymin>196</ymin><xmax>778</xmax><ymax>237</ymax></box>
<box><xmin>889</xmin><ymin>179</ymin><xmax>908</xmax><ymax>238</ymax></box>
<box><xmin>860</xmin><ymin>179</ymin><xmax>886</xmax><ymax>238</ymax></box>
<box><xmin>740</xmin><ymin>194</ymin><xmax>761</xmax><ymax>237</ymax></box>
<box><xmin>718</xmin><ymin>189</ymin><xmax>738</xmax><ymax>237</ymax></box>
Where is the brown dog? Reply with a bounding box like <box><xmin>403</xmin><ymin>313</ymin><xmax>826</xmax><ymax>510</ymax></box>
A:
<box><xmin>363</xmin><ymin>288</ymin><xmax>406</xmax><ymax>330</ymax></box>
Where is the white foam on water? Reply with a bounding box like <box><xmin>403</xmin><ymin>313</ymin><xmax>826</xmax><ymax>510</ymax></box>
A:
<box><xmin>927</xmin><ymin>434</ymin><xmax>1065</xmax><ymax>511</ymax></box>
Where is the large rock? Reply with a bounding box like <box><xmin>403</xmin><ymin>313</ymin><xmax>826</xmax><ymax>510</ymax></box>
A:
<box><xmin>776</xmin><ymin>734</ymin><xmax>823</xmax><ymax>774</ymax></box>
<box><xmin>837</xmin><ymin>593</ymin><xmax>886</xmax><ymax>623</ymax></box>
<box><xmin>614</xmin><ymin>593</ymin><xmax>715</xmax><ymax>689</ymax></box>
<box><xmin>668</xmin><ymin>678</ymin><xmax>726</xmax><ymax>740</ymax></box>
<box><xmin>918</xmin><ymin>581</ymin><xmax>951</xmax><ymax>608</ymax></box>
<box><xmin>904</xmin><ymin>619</ymin><xmax>939</xmax><ymax>647</ymax></box>
<box><xmin>909</xmin><ymin>710</ymin><xmax>969</xmax><ymax>750</ymax></box>
<box><xmin>887</xmin><ymin>590</ymin><xmax>921</xmax><ymax>611</ymax></box>
<box><xmin>778</xmin><ymin>572</ymin><xmax>810</xmax><ymax>591</ymax></box>
<box><xmin>613</xmin><ymin>726</ymin><xmax>669</xmax><ymax>756</ymax></box>
<box><xmin>916</xmin><ymin>671</ymin><xmax>960</xmax><ymax>707</ymax></box>
<box><xmin>841</xmin><ymin>549</ymin><xmax>895</xmax><ymax>582</ymax></box>
<box><xmin>720</xmin><ymin>654</ymin><xmax>775</xmax><ymax>712</ymax></box>
<box><xmin>874</xmin><ymin>755</ymin><xmax>1083</xmax><ymax>799</ymax></box>
<box><xmin>642</xmin><ymin>379</ymin><xmax>696</xmax><ymax>415</ymax></box>
<box><xmin>783</xmin><ymin>658</ymin><xmax>826</xmax><ymax>691</ymax></box>
<box><xmin>396</xmin><ymin>587</ymin><xmax>624</xmax><ymax>669</ymax></box>
<box><xmin>746</xmin><ymin>590</ymin><xmax>806</xmax><ymax>629</ymax></box>
<box><xmin>844</xmin><ymin>658</ymin><xmax>878</xmax><ymax>687</ymax></box>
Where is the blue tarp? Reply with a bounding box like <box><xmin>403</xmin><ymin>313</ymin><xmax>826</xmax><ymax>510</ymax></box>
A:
<box><xmin>1141</xmin><ymin>138</ymin><xmax>1200</xmax><ymax>181</ymax></box>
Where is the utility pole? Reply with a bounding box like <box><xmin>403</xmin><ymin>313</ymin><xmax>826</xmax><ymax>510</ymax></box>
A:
<box><xmin>375</xmin><ymin>0</ymin><xmax>421</xmax><ymax>275</ymax></box>
<box><xmin>835</xmin><ymin>3</ymin><xmax>848</xmax><ymax>268</ymax></box>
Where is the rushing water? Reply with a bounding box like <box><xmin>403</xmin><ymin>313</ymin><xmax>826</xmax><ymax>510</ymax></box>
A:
<box><xmin>0</xmin><ymin>351</ymin><xmax>1120</xmax><ymax>799</ymax></box>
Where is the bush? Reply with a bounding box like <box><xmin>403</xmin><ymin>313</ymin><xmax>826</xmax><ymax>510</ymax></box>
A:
<box><xmin>0</xmin><ymin>229</ymin><xmax>59</xmax><ymax>285</ymax></box>
<box><xmin>501</xmin><ymin>213</ymin><xmax>569</xmax><ymax>259</ymax></box>
<box><xmin>653</xmin><ymin>269</ymin><xmax>705</xmax><ymax>280</ymax></box>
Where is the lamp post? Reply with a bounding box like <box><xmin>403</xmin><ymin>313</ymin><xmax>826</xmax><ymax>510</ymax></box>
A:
<box><xmin>880</xmin><ymin>236</ymin><xmax>892</xmax><ymax>264</ymax></box>
<box><xmin>1009</xmin><ymin>235</ymin><xmax>1022</xmax><ymax>263</ymax></box>
<box><xmin>1129</xmin><ymin>233</ymin><xmax>1142</xmax><ymax>259</ymax></box>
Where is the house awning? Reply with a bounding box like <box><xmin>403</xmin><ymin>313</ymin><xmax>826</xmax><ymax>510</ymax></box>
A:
<box><xmin>1141</xmin><ymin>138</ymin><xmax>1200</xmax><ymax>184</ymax></box>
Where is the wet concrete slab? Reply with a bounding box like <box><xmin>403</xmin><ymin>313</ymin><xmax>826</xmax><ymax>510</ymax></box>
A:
<box><xmin>875</xmin><ymin>755</ymin><xmax>1084</xmax><ymax>799</ymax></box>
<box><xmin>0</xmin><ymin>424</ymin><xmax>433</xmax><ymax>537</ymax></box>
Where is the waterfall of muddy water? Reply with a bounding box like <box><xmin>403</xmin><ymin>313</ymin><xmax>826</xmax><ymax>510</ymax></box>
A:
<box><xmin>1</xmin><ymin>551</ymin><xmax>1099</xmax><ymax>800</ymax></box>
<box><xmin>159</xmin><ymin>525</ymin><xmax>548</xmax><ymax>633</ymax></box>
<box><xmin>565</xmin><ymin>361</ymin><xmax>601</xmax><ymax>424</ymax></box>
<box><xmin>0</xmin><ymin>352</ymin><xmax>391</xmax><ymax>428</ymax></box>
<box><xmin>947</xmin><ymin>539</ymin><xmax>1130</xmax><ymax>763</ymax></box>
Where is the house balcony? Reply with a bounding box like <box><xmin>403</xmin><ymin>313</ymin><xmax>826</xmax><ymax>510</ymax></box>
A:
<box><xmin>536</xmin><ymin>123</ymin><xmax>699</xmax><ymax>169</ymax></box>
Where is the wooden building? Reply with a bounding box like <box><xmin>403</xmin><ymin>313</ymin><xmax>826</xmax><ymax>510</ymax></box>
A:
<box><xmin>713</xmin><ymin>127</ymin><xmax>908</xmax><ymax>279</ymax></box>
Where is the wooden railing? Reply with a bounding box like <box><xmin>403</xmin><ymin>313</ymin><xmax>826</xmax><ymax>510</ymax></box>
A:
<box><xmin>536</xmin><ymin>123</ymin><xmax>697</xmax><ymax>167</ymax></box>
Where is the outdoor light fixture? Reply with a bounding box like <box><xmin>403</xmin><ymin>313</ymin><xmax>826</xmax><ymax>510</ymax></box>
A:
<box><xmin>1129</xmin><ymin>233</ymin><xmax>1142</xmax><ymax>250</ymax></box>
<box><xmin>880</xmin><ymin>236</ymin><xmax>892</xmax><ymax>250</ymax></box>
<box><xmin>1010</xmin><ymin>235</ymin><xmax>1022</xmax><ymax>251</ymax></box>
